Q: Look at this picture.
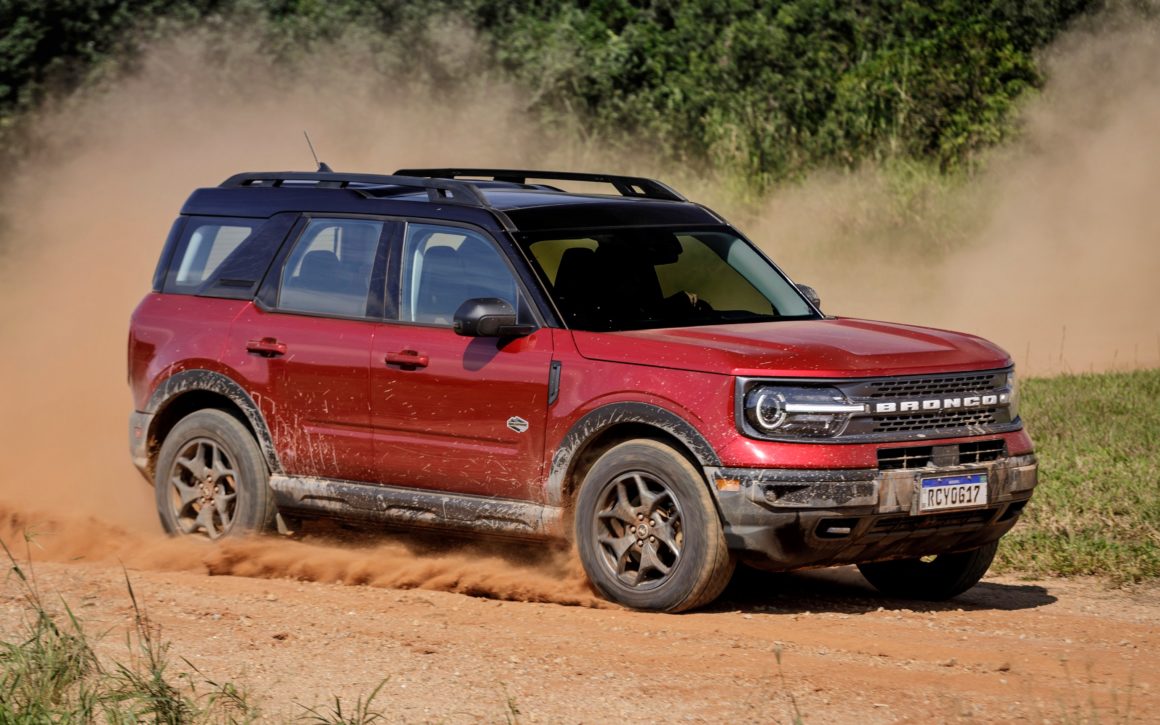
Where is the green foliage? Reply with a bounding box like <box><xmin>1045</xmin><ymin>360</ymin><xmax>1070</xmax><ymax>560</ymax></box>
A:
<box><xmin>485</xmin><ymin>0</ymin><xmax>1098</xmax><ymax>184</ymax></box>
<box><xmin>995</xmin><ymin>369</ymin><xmax>1160</xmax><ymax>584</ymax></box>
<box><xmin>0</xmin><ymin>0</ymin><xmax>1100</xmax><ymax>184</ymax></box>
<box><xmin>0</xmin><ymin>539</ymin><xmax>259</xmax><ymax>723</ymax></box>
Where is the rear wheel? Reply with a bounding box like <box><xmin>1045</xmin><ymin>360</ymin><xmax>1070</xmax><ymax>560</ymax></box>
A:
<box><xmin>857</xmin><ymin>541</ymin><xmax>999</xmax><ymax>600</ymax></box>
<box><xmin>574</xmin><ymin>439</ymin><xmax>734</xmax><ymax>612</ymax></box>
<box><xmin>154</xmin><ymin>409</ymin><xmax>275</xmax><ymax>539</ymax></box>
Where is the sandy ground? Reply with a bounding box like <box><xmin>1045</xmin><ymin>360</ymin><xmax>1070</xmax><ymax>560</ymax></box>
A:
<box><xmin>1</xmin><ymin>550</ymin><xmax>1154</xmax><ymax>724</ymax></box>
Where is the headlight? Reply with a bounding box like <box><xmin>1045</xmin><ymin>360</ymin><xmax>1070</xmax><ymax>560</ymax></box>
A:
<box><xmin>1006</xmin><ymin>370</ymin><xmax>1020</xmax><ymax>420</ymax></box>
<box><xmin>742</xmin><ymin>385</ymin><xmax>866</xmax><ymax>439</ymax></box>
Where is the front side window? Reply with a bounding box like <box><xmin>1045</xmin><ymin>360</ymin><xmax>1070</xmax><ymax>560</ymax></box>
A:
<box><xmin>278</xmin><ymin>218</ymin><xmax>384</xmax><ymax>317</ymax></box>
<box><xmin>523</xmin><ymin>228</ymin><xmax>816</xmax><ymax>331</ymax></box>
<box><xmin>399</xmin><ymin>223</ymin><xmax>527</xmax><ymax>325</ymax></box>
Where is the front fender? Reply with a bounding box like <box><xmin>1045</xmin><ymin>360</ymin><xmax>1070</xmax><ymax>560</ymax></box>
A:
<box><xmin>546</xmin><ymin>402</ymin><xmax>720</xmax><ymax>506</ymax></box>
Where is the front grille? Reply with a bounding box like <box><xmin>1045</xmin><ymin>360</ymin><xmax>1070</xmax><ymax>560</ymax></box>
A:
<box><xmin>877</xmin><ymin>440</ymin><xmax>1007</xmax><ymax>470</ymax></box>
<box><xmin>863</xmin><ymin>372</ymin><xmax>1000</xmax><ymax>398</ymax></box>
<box><xmin>740</xmin><ymin>368</ymin><xmax>1020</xmax><ymax>443</ymax></box>
<box><xmin>870</xmin><ymin>408</ymin><xmax>1000</xmax><ymax>433</ymax></box>
<box><xmin>877</xmin><ymin>446</ymin><xmax>933</xmax><ymax>469</ymax></box>
<box><xmin>959</xmin><ymin>439</ymin><xmax>1006</xmax><ymax>465</ymax></box>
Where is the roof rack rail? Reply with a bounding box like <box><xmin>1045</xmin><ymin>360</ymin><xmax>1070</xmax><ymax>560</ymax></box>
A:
<box><xmin>218</xmin><ymin>171</ymin><xmax>491</xmax><ymax>207</ymax></box>
<box><xmin>394</xmin><ymin>168</ymin><xmax>687</xmax><ymax>202</ymax></box>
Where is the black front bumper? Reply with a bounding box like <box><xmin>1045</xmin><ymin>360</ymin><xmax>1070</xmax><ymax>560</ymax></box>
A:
<box><xmin>704</xmin><ymin>454</ymin><xmax>1038</xmax><ymax>570</ymax></box>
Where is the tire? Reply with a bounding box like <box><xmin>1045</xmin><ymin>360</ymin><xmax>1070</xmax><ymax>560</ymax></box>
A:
<box><xmin>574</xmin><ymin>439</ymin><xmax>735</xmax><ymax>612</ymax></box>
<box><xmin>154</xmin><ymin>409</ymin><xmax>275</xmax><ymax>539</ymax></box>
<box><xmin>857</xmin><ymin>541</ymin><xmax>999</xmax><ymax>601</ymax></box>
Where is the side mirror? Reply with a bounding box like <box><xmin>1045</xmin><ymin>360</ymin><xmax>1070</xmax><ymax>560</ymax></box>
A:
<box><xmin>796</xmin><ymin>284</ymin><xmax>822</xmax><ymax>310</ymax></box>
<box><xmin>453</xmin><ymin>298</ymin><xmax>536</xmax><ymax>338</ymax></box>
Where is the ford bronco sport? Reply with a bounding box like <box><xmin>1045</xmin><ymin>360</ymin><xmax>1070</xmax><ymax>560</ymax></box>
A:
<box><xmin>128</xmin><ymin>168</ymin><xmax>1038</xmax><ymax>612</ymax></box>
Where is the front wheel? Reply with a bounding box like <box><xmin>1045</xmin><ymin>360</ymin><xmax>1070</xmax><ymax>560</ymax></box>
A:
<box><xmin>154</xmin><ymin>409</ymin><xmax>275</xmax><ymax>539</ymax></box>
<box><xmin>574</xmin><ymin>439</ymin><xmax>734</xmax><ymax>612</ymax></box>
<box><xmin>857</xmin><ymin>541</ymin><xmax>999</xmax><ymax>600</ymax></box>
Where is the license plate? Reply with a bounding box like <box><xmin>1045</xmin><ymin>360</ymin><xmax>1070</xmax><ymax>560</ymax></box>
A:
<box><xmin>919</xmin><ymin>472</ymin><xmax>988</xmax><ymax>512</ymax></box>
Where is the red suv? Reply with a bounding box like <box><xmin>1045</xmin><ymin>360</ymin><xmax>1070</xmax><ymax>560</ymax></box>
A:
<box><xmin>128</xmin><ymin>168</ymin><xmax>1038</xmax><ymax>611</ymax></box>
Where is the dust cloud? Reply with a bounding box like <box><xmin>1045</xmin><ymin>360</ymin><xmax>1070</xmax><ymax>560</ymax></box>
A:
<box><xmin>0</xmin><ymin>14</ymin><xmax>1156</xmax><ymax>597</ymax></box>
<box><xmin>0</xmin><ymin>27</ymin><xmax>606</xmax><ymax>604</ymax></box>
<box><xmin>748</xmin><ymin>14</ymin><xmax>1160</xmax><ymax>376</ymax></box>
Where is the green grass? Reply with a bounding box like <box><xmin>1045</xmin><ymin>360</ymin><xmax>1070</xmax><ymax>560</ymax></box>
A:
<box><xmin>0</xmin><ymin>539</ymin><xmax>393</xmax><ymax>723</ymax></box>
<box><xmin>995</xmin><ymin>368</ymin><xmax>1160</xmax><ymax>584</ymax></box>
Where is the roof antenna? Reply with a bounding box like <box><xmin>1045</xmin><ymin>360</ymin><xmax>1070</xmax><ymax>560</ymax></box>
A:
<box><xmin>303</xmin><ymin>130</ymin><xmax>332</xmax><ymax>172</ymax></box>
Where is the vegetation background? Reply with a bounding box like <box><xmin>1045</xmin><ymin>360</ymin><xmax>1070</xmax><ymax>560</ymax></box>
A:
<box><xmin>0</xmin><ymin>0</ymin><xmax>1120</xmax><ymax>187</ymax></box>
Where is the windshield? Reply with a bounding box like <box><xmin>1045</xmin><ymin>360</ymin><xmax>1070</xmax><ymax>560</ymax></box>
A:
<box><xmin>520</xmin><ymin>227</ymin><xmax>817</xmax><ymax>332</ymax></box>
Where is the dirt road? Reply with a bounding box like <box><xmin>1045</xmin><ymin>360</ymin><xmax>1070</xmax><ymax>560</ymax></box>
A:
<box><xmin>1</xmin><ymin>527</ymin><xmax>1154</xmax><ymax>723</ymax></box>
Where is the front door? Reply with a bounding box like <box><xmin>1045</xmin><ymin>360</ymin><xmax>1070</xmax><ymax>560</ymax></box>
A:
<box><xmin>369</xmin><ymin>222</ymin><xmax>553</xmax><ymax>500</ymax></box>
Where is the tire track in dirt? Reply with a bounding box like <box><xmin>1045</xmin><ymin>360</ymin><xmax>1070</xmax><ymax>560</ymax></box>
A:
<box><xmin>2</xmin><ymin>560</ymin><xmax>1153</xmax><ymax>723</ymax></box>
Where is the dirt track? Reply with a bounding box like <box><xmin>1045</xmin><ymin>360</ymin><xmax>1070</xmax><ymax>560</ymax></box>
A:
<box><xmin>2</xmin><ymin>550</ymin><xmax>1155</xmax><ymax>723</ymax></box>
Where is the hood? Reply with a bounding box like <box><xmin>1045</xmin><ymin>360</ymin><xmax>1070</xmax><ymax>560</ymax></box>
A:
<box><xmin>570</xmin><ymin>318</ymin><xmax>1012</xmax><ymax>378</ymax></box>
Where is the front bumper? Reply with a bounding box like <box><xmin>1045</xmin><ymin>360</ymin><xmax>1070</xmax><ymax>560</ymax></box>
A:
<box><xmin>704</xmin><ymin>454</ymin><xmax>1038</xmax><ymax>569</ymax></box>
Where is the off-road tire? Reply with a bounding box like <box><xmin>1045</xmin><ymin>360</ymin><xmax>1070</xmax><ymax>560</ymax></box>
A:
<box><xmin>857</xmin><ymin>541</ymin><xmax>999</xmax><ymax>600</ymax></box>
<box><xmin>575</xmin><ymin>439</ymin><xmax>735</xmax><ymax>612</ymax></box>
<box><xmin>154</xmin><ymin>409</ymin><xmax>276</xmax><ymax>539</ymax></box>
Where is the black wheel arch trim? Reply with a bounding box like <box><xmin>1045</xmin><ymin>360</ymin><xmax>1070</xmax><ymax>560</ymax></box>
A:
<box><xmin>144</xmin><ymin>369</ymin><xmax>282</xmax><ymax>473</ymax></box>
<box><xmin>547</xmin><ymin>402</ymin><xmax>720</xmax><ymax>506</ymax></box>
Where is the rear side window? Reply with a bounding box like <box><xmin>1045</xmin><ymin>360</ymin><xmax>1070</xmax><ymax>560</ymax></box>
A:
<box><xmin>278</xmin><ymin>218</ymin><xmax>385</xmax><ymax>318</ymax></box>
<box><xmin>165</xmin><ymin>218</ymin><xmax>261</xmax><ymax>293</ymax></box>
<box><xmin>161</xmin><ymin>214</ymin><xmax>296</xmax><ymax>298</ymax></box>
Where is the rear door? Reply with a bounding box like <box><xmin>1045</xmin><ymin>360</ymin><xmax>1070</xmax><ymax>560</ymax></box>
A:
<box><xmin>225</xmin><ymin>216</ymin><xmax>396</xmax><ymax>482</ymax></box>
<box><xmin>368</xmin><ymin>222</ymin><xmax>554</xmax><ymax>501</ymax></box>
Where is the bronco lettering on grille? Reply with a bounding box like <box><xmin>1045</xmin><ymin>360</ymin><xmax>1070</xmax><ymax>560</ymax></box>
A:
<box><xmin>873</xmin><ymin>393</ymin><xmax>1010</xmax><ymax>414</ymax></box>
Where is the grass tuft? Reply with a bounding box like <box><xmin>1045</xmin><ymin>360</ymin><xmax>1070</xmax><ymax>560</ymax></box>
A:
<box><xmin>297</xmin><ymin>678</ymin><xmax>387</xmax><ymax>725</ymax></box>
<box><xmin>0</xmin><ymin>539</ymin><xmax>259</xmax><ymax>723</ymax></box>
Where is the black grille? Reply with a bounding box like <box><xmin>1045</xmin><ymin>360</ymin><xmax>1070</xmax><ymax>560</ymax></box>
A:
<box><xmin>877</xmin><ymin>440</ymin><xmax>1007</xmax><ymax>470</ymax></box>
<box><xmin>863</xmin><ymin>372</ymin><xmax>1002</xmax><ymax>399</ymax></box>
<box><xmin>870</xmin><ymin>408</ymin><xmax>999</xmax><ymax>433</ymax></box>
<box><xmin>959</xmin><ymin>439</ymin><xmax>1006</xmax><ymax>465</ymax></box>
<box><xmin>877</xmin><ymin>446</ymin><xmax>933</xmax><ymax>470</ymax></box>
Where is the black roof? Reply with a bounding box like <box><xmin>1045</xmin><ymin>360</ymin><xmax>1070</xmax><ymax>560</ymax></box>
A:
<box><xmin>183</xmin><ymin>168</ymin><xmax>723</xmax><ymax>232</ymax></box>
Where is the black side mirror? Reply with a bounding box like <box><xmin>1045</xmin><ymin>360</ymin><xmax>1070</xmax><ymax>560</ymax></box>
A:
<box><xmin>796</xmin><ymin>284</ymin><xmax>822</xmax><ymax>310</ymax></box>
<box><xmin>453</xmin><ymin>298</ymin><xmax>536</xmax><ymax>338</ymax></box>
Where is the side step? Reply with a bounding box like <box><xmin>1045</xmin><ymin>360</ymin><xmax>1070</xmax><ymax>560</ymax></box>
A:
<box><xmin>268</xmin><ymin>475</ymin><xmax>565</xmax><ymax>539</ymax></box>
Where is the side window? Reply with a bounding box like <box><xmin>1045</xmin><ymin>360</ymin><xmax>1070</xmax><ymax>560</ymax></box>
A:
<box><xmin>400</xmin><ymin>223</ymin><xmax>528</xmax><ymax>325</ymax></box>
<box><xmin>165</xmin><ymin>218</ymin><xmax>262</xmax><ymax>294</ymax></box>
<box><xmin>278</xmin><ymin>218</ymin><xmax>384</xmax><ymax>318</ymax></box>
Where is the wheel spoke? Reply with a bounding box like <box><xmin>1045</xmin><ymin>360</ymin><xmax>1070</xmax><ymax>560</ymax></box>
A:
<box><xmin>598</xmin><ymin>491</ymin><xmax>636</xmax><ymax>525</ymax></box>
<box><xmin>652</xmin><ymin>517</ymin><xmax>682</xmax><ymax>559</ymax></box>
<box><xmin>598</xmin><ymin>533</ymin><xmax>636</xmax><ymax>573</ymax></box>
<box><xmin>170</xmin><ymin>476</ymin><xmax>201</xmax><ymax>508</ymax></box>
<box><xmin>194</xmin><ymin>503</ymin><xmax>217</xmax><ymax>538</ymax></box>
<box><xmin>210</xmin><ymin>445</ymin><xmax>236</xmax><ymax>481</ymax></box>
<box><xmin>638</xmin><ymin>541</ymin><xmax>672</xmax><ymax>578</ymax></box>
<box><xmin>175</xmin><ymin>451</ymin><xmax>206</xmax><ymax>480</ymax></box>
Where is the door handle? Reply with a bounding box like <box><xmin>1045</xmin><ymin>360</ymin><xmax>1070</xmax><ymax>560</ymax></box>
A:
<box><xmin>246</xmin><ymin>337</ymin><xmax>287</xmax><ymax>357</ymax></box>
<box><xmin>384</xmin><ymin>350</ymin><xmax>429</xmax><ymax>369</ymax></box>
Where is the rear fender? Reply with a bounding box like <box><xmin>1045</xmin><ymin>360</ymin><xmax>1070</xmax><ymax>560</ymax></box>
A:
<box><xmin>144</xmin><ymin>369</ymin><xmax>281</xmax><ymax>473</ymax></box>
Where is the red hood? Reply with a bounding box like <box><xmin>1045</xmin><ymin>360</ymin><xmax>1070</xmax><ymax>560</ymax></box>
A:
<box><xmin>570</xmin><ymin>318</ymin><xmax>1012</xmax><ymax>378</ymax></box>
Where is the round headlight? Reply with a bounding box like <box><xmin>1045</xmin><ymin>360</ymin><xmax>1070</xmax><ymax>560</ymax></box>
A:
<box><xmin>753</xmin><ymin>390</ymin><xmax>787</xmax><ymax>430</ymax></box>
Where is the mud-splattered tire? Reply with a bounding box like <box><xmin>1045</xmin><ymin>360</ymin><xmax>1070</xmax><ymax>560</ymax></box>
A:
<box><xmin>857</xmin><ymin>541</ymin><xmax>999</xmax><ymax>601</ymax></box>
<box><xmin>154</xmin><ymin>409</ymin><xmax>275</xmax><ymax>539</ymax></box>
<box><xmin>575</xmin><ymin>439</ymin><xmax>735</xmax><ymax>612</ymax></box>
